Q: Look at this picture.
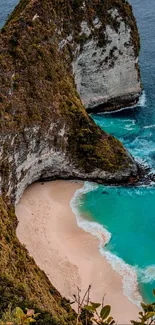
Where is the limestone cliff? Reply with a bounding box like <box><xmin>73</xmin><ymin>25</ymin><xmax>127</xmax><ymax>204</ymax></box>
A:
<box><xmin>0</xmin><ymin>0</ymin><xmax>140</xmax><ymax>203</ymax></box>
<box><xmin>72</xmin><ymin>1</ymin><xmax>141</xmax><ymax>112</ymax></box>
<box><xmin>0</xmin><ymin>0</ymin><xmax>140</xmax><ymax>322</ymax></box>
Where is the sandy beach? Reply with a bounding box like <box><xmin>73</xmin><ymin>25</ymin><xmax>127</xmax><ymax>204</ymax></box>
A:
<box><xmin>15</xmin><ymin>180</ymin><xmax>140</xmax><ymax>323</ymax></box>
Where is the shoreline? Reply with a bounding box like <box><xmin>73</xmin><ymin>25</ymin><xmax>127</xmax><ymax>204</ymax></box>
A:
<box><xmin>70</xmin><ymin>182</ymin><xmax>143</xmax><ymax>308</ymax></box>
<box><xmin>15</xmin><ymin>180</ymin><xmax>140</xmax><ymax>323</ymax></box>
<box><xmin>88</xmin><ymin>90</ymin><xmax>146</xmax><ymax>115</ymax></box>
<box><xmin>86</xmin><ymin>91</ymin><xmax>143</xmax><ymax>114</ymax></box>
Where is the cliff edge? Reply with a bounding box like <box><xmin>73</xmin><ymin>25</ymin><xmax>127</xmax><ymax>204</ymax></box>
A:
<box><xmin>0</xmin><ymin>0</ymin><xmax>140</xmax><ymax>204</ymax></box>
<box><xmin>72</xmin><ymin>0</ymin><xmax>141</xmax><ymax>112</ymax></box>
<box><xmin>0</xmin><ymin>0</ymin><xmax>140</xmax><ymax>323</ymax></box>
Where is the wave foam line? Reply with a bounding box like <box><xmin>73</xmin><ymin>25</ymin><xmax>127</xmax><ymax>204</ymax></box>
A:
<box><xmin>143</xmin><ymin>124</ymin><xmax>155</xmax><ymax>129</ymax></box>
<box><xmin>139</xmin><ymin>265</ymin><xmax>155</xmax><ymax>283</ymax></box>
<box><xmin>100</xmin><ymin>249</ymin><xmax>142</xmax><ymax>307</ymax></box>
<box><xmin>70</xmin><ymin>182</ymin><xmax>142</xmax><ymax>307</ymax></box>
<box><xmin>138</xmin><ymin>91</ymin><xmax>146</xmax><ymax>107</ymax></box>
<box><xmin>98</xmin><ymin>91</ymin><xmax>146</xmax><ymax>115</ymax></box>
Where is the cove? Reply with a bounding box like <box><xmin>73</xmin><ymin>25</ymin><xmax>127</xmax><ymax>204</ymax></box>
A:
<box><xmin>73</xmin><ymin>0</ymin><xmax>155</xmax><ymax>304</ymax></box>
<box><xmin>1</xmin><ymin>0</ymin><xmax>155</xmax><ymax>307</ymax></box>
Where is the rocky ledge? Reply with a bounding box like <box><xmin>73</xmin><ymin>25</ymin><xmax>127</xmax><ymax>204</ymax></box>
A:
<box><xmin>0</xmin><ymin>0</ymin><xmax>142</xmax><ymax>204</ymax></box>
<box><xmin>0</xmin><ymin>0</ymin><xmax>141</xmax><ymax>321</ymax></box>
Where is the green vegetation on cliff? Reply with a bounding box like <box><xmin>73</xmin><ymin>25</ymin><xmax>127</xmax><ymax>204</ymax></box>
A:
<box><xmin>0</xmin><ymin>197</ymin><xmax>77</xmax><ymax>324</ymax></box>
<box><xmin>0</xmin><ymin>0</ymin><xmax>140</xmax><ymax>322</ymax></box>
<box><xmin>2</xmin><ymin>287</ymin><xmax>155</xmax><ymax>325</ymax></box>
<box><xmin>0</xmin><ymin>0</ymin><xmax>139</xmax><ymax>174</ymax></box>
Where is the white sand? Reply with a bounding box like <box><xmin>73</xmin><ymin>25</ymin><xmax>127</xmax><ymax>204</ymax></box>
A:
<box><xmin>16</xmin><ymin>180</ymin><xmax>140</xmax><ymax>323</ymax></box>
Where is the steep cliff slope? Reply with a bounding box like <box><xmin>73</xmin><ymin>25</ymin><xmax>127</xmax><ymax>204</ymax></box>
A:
<box><xmin>0</xmin><ymin>0</ymin><xmax>140</xmax><ymax>204</ymax></box>
<box><xmin>0</xmin><ymin>196</ymin><xmax>77</xmax><ymax>324</ymax></box>
<box><xmin>0</xmin><ymin>0</ymin><xmax>140</xmax><ymax>322</ymax></box>
<box><xmin>72</xmin><ymin>0</ymin><xmax>141</xmax><ymax>112</ymax></box>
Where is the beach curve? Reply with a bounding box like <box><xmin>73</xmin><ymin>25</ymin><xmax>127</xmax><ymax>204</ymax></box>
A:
<box><xmin>15</xmin><ymin>180</ymin><xmax>140</xmax><ymax>323</ymax></box>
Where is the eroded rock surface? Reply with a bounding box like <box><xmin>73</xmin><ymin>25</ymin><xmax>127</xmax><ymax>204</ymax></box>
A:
<box><xmin>0</xmin><ymin>0</ymin><xmax>141</xmax><ymax>204</ymax></box>
<box><xmin>72</xmin><ymin>7</ymin><xmax>141</xmax><ymax>112</ymax></box>
<box><xmin>0</xmin><ymin>0</ymin><xmax>142</xmax><ymax>320</ymax></box>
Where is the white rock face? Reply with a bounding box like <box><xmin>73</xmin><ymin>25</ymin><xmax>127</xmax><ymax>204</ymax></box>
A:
<box><xmin>72</xmin><ymin>10</ymin><xmax>141</xmax><ymax>111</ymax></box>
<box><xmin>0</xmin><ymin>6</ymin><xmax>141</xmax><ymax>203</ymax></box>
<box><xmin>0</xmin><ymin>121</ymin><xmax>137</xmax><ymax>205</ymax></box>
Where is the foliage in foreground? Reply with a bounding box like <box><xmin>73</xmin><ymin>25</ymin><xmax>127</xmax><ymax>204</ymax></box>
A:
<box><xmin>0</xmin><ymin>306</ymin><xmax>38</xmax><ymax>325</ymax></box>
<box><xmin>131</xmin><ymin>290</ymin><xmax>155</xmax><ymax>325</ymax></box>
<box><xmin>74</xmin><ymin>286</ymin><xmax>155</xmax><ymax>325</ymax></box>
<box><xmin>1</xmin><ymin>288</ymin><xmax>155</xmax><ymax>325</ymax></box>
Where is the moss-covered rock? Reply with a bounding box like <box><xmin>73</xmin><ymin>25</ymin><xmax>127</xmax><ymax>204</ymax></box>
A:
<box><xmin>0</xmin><ymin>0</ymin><xmax>139</xmax><ymax>193</ymax></box>
<box><xmin>0</xmin><ymin>0</ymin><xmax>140</xmax><ymax>321</ymax></box>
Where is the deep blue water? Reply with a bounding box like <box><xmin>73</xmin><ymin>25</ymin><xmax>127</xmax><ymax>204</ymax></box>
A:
<box><xmin>0</xmin><ymin>0</ymin><xmax>19</xmax><ymax>28</ymax></box>
<box><xmin>1</xmin><ymin>0</ymin><xmax>155</xmax><ymax>306</ymax></box>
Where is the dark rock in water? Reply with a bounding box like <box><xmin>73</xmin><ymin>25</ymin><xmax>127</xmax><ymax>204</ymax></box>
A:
<box><xmin>130</xmin><ymin>165</ymin><xmax>155</xmax><ymax>186</ymax></box>
<box><xmin>149</xmin><ymin>152</ymin><xmax>155</xmax><ymax>160</ymax></box>
<box><xmin>102</xmin><ymin>191</ymin><xmax>109</xmax><ymax>195</ymax></box>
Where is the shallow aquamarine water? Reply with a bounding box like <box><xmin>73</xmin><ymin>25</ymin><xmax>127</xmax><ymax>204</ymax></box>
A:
<box><xmin>1</xmin><ymin>0</ymin><xmax>155</xmax><ymax>305</ymax></box>
<box><xmin>76</xmin><ymin>0</ymin><xmax>155</xmax><ymax>304</ymax></box>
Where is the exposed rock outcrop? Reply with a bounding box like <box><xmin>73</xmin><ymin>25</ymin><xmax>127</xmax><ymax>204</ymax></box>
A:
<box><xmin>0</xmin><ymin>0</ymin><xmax>141</xmax><ymax>321</ymax></box>
<box><xmin>72</xmin><ymin>3</ymin><xmax>141</xmax><ymax>112</ymax></box>
<box><xmin>0</xmin><ymin>0</ymin><xmax>141</xmax><ymax>203</ymax></box>
<box><xmin>1</xmin><ymin>124</ymin><xmax>138</xmax><ymax>205</ymax></box>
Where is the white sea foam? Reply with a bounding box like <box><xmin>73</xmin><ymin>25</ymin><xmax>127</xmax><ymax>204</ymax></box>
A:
<box><xmin>139</xmin><ymin>265</ymin><xmax>155</xmax><ymax>283</ymax></box>
<box><xmin>143</xmin><ymin>124</ymin><xmax>155</xmax><ymax>129</ymax></box>
<box><xmin>124</xmin><ymin>124</ymin><xmax>136</xmax><ymax>131</ymax></box>
<box><xmin>98</xmin><ymin>91</ymin><xmax>146</xmax><ymax>115</ymax></box>
<box><xmin>137</xmin><ymin>91</ymin><xmax>146</xmax><ymax>107</ymax></box>
<box><xmin>121</xmin><ymin>119</ymin><xmax>136</xmax><ymax>123</ymax></box>
<box><xmin>100</xmin><ymin>105</ymin><xmax>134</xmax><ymax>115</ymax></box>
<box><xmin>100</xmin><ymin>249</ymin><xmax>142</xmax><ymax>307</ymax></box>
<box><xmin>70</xmin><ymin>182</ymin><xmax>111</xmax><ymax>245</ymax></box>
<box><xmin>70</xmin><ymin>182</ymin><xmax>143</xmax><ymax>307</ymax></box>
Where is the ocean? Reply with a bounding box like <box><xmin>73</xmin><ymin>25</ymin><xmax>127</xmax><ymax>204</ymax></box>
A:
<box><xmin>0</xmin><ymin>0</ymin><xmax>18</xmax><ymax>28</ymax></box>
<box><xmin>71</xmin><ymin>0</ymin><xmax>155</xmax><ymax>306</ymax></box>
<box><xmin>1</xmin><ymin>0</ymin><xmax>155</xmax><ymax>307</ymax></box>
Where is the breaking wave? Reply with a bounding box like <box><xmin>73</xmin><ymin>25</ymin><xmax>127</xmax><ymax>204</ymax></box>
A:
<box><xmin>70</xmin><ymin>182</ymin><xmax>143</xmax><ymax>307</ymax></box>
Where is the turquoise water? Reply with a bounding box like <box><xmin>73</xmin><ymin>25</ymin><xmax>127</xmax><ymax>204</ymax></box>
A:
<box><xmin>74</xmin><ymin>0</ymin><xmax>155</xmax><ymax>305</ymax></box>
<box><xmin>77</xmin><ymin>184</ymin><xmax>155</xmax><ymax>304</ymax></box>
<box><xmin>1</xmin><ymin>0</ymin><xmax>155</xmax><ymax>306</ymax></box>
